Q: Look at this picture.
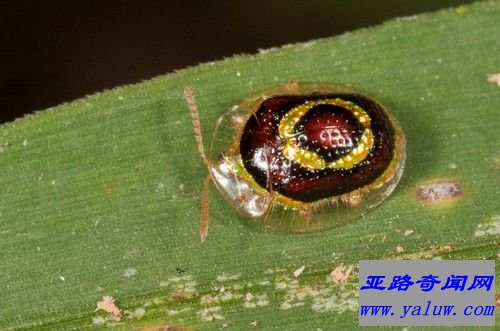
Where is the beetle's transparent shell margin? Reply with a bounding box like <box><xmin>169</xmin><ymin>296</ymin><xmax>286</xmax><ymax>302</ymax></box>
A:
<box><xmin>208</xmin><ymin>83</ymin><xmax>406</xmax><ymax>232</ymax></box>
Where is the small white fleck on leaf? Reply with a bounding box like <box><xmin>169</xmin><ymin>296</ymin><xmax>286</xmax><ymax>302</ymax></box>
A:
<box><xmin>293</xmin><ymin>265</ymin><xmax>305</xmax><ymax>278</ymax></box>
<box><xmin>474</xmin><ymin>215</ymin><xmax>500</xmax><ymax>237</ymax></box>
<box><xmin>403</xmin><ymin>230</ymin><xmax>414</xmax><ymax>236</ymax></box>
<box><xmin>486</xmin><ymin>73</ymin><xmax>500</xmax><ymax>86</ymax></box>
<box><xmin>123</xmin><ymin>267</ymin><xmax>138</xmax><ymax>278</ymax></box>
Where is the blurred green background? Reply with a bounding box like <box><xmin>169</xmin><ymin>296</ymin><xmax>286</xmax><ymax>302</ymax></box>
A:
<box><xmin>0</xmin><ymin>0</ymin><xmax>475</xmax><ymax>124</ymax></box>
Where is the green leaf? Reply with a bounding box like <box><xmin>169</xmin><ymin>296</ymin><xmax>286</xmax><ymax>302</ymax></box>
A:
<box><xmin>1</xmin><ymin>2</ymin><xmax>498</xmax><ymax>330</ymax></box>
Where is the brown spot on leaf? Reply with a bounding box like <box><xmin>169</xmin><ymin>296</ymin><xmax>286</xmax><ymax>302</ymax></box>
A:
<box><xmin>330</xmin><ymin>264</ymin><xmax>353</xmax><ymax>284</ymax></box>
<box><xmin>105</xmin><ymin>182</ymin><xmax>113</xmax><ymax>195</ymax></box>
<box><xmin>96</xmin><ymin>295</ymin><xmax>121</xmax><ymax>320</ymax></box>
<box><xmin>414</xmin><ymin>179</ymin><xmax>462</xmax><ymax>205</ymax></box>
<box><xmin>168</xmin><ymin>289</ymin><xmax>193</xmax><ymax>302</ymax></box>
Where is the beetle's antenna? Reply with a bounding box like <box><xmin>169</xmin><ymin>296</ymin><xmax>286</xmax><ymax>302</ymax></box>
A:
<box><xmin>199</xmin><ymin>174</ymin><xmax>211</xmax><ymax>242</ymax></box>
<box><xmin>183</xmin><ymin>86</ymin><xmax>211</xmax><ymax>168</ymax></box>
<box><xmin>184</xmin><ymin>86</ymin><xmax>212</xmax><ymax>242</ymax></box>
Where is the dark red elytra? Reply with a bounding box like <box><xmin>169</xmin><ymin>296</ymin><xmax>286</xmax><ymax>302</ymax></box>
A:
<box><xmin>240</xmin><ymin>94</ymin><xmax>395</xmax><ymax>202</ymax></box>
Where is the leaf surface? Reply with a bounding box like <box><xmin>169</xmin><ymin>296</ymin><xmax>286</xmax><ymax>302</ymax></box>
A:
<box><xmin>0</xmin><ymin>2</ymin><xmax>499</xmax><ymax>330</ymax></box>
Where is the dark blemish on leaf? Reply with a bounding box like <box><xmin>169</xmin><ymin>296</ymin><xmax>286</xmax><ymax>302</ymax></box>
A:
<box><xmin>176</xmin><ymin>267</ymin><xmax>187</xmax><ymax>274</ymax></box>
<box><xmin>105</xmin><ymin>182</ymin><xmax>113</xmax><ymax>195</ymax></box>
<box><xmin>414</xmin><ymin>179</ymin><xmax>462</xmax><ymax>205</ymax></box>
<box><xmin>168</xmin><ymin>289</ymin><xmax>193</xmax><ymax>302</ymax></box>
<box><xmin>330</xmin><ymin>264</ymin><xmax>353</xmax><ymax>284</ymax></box>
<box><xmin>96</xmin><ymin>295</ymin><xmax>122</xmax><ymax>320</ymax></box>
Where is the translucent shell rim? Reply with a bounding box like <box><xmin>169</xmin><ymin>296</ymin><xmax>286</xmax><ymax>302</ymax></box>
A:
<box><xmin>208</xmin><ymin>82</ymin><xmax>406</xmax><ymax>232</ymax></box>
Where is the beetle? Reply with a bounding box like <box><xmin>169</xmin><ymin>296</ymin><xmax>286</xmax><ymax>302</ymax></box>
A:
<box><xmin>184</xmin><ymin>82</ymin><xmax>405</xmax><ymax>241</ymax></box>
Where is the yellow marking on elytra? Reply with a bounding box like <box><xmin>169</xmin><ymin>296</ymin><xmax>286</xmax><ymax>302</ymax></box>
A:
<box><xmin>278</xmin><ymin>98</ymin><xmax>374</xmax><ymax>170</ymax></box>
